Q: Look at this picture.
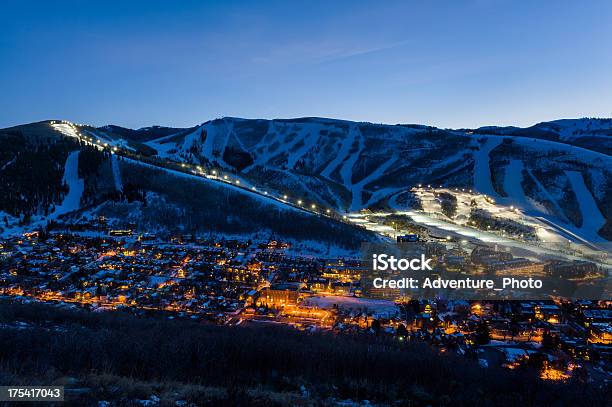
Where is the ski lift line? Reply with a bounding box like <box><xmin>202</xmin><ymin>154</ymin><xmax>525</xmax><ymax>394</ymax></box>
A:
<box><xmin>66</xmin><ymin>126</ymin><xmax>349</xmax><ymax>223</ymax></box>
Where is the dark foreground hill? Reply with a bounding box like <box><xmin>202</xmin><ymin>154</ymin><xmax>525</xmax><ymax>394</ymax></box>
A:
<box><xmin>0</xmin><ymin>299</ymin><xmax>607</xmax><ymax>406</ymax></box>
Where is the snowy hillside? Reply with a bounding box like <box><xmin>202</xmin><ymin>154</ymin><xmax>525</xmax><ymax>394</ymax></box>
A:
<box><xmin>120</xmin><ymin>117</ymin><xmax>611</xmax><ymax>241</ymax></box>
<box><xmin>2</xmin><ymin>117</ymin><xmax>611</xmax><ymax>243</ymax></box>
<box><xmin>474</xmin><ymin>118</ymin><xmax>612</xmax><ymax>154</ymax></box>
<box><xmin>0</xmin><ymin>120</ymin><xmax>377</xmax><ymax>250</ymax></box>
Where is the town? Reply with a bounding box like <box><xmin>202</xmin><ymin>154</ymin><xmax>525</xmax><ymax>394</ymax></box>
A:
<box><xmin>1</xmin><ymin>215</ymin><xmax>610</xmax><ymax>385</ymax></box>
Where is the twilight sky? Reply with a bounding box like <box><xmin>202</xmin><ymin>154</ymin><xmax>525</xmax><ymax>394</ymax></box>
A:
<box><xmin>1</xmin><ymin>0</ymin><xmax>611</xmax><ymax>129</ymax></box>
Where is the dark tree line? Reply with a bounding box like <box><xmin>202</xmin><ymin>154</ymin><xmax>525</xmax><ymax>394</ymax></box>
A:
<box><xmin>114</xmin><ymin>161</ymin><xmax>374</xmax><ymax>249</ymax></box>
<box><xmin>0</xmin><ymin>300</ymin><xmax>606</xmax><ymax>406</ymax></box>
<box><xmin>438</xmin><ymin>192</ymin><xmax>458</xmax><ymax>219</ymax></box>
<box><xmin>0</xmin><ymin>132</ymin><xmax>81</xmax><ymax>219</ymax></box>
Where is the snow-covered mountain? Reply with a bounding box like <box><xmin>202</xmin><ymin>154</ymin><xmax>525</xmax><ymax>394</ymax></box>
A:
<box><xmin>472</xmin><ymin>118</ymin><xmax>612</xmax><ymax>154</ymax></box>
<box><xmin>0</xmin><ymin>120</ymin><xmax>376</xmax><ymax>251</ymax></box>
<box><xmin>105</xmin><ymin>117</ymin><xmax>611</xmax><ymax>241</ymax></box>
<box><xmin>1</xmin><ymin>117</ymin><xmax>611</xmax><ymax>243</ymax></box>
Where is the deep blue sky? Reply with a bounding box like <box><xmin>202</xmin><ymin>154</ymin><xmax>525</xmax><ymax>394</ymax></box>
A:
<box><xmin>1</xmin><ymin>1</ymin><xmax>611</xmax><ymax>129</ymax></box>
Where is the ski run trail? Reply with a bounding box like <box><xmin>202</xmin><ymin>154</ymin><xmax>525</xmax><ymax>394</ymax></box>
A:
<box><xmin>111</xmin><ymin>154</ymin><xmax>123</xmax><ymax>192</ymax></box>
<box><xmin>50</xmin><ymin>151</ymin><xmax>84</xmax><ymax>219</ymax></box>
<box><xmin>473</xmin><ymin>137</ymin><xmax>502</xmax><ymax>198</ymax></box>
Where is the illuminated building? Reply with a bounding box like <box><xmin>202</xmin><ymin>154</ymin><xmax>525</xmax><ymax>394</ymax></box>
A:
<box><xmin>588</xmin><ymin>324</ymin><xmax>612</xmax><ymax>345</ymax></box>
<box><xmin>257</xmin><ymin>283</ymin><xmax>304</xmax><ymax>308</ymax></box>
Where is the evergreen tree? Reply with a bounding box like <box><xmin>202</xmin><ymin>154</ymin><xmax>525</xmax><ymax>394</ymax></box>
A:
<box><xmin>396</xmin><ymin>323</ymin><xmax>408</xmax><ymax>338</ymax></box>
<box><xmin>474</xmin><ymin>321</ymin><xmax>491</xmax><ymax>345</ymax></box>
<box><xmin>542</xmin><ymin>330</ymin><xmax>557</xmax><ymax>350</ymax></box>
<box><xmin>370</xmin><ymin>318</ymin><xmax>381</xmax><ymax>334</ymax></box>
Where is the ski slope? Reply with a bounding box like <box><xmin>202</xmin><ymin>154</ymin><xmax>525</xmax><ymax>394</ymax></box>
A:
<box><xmin>502</xmin><ymin>160</ymin><xmax>533</xmax><ymax>211</ymax></box>
<box><xmin>50</xmin><ymin>151</ymin><xmax>84</xmax><ymax>219</ymax></box>
<box><xmin>111</xmin><ymin>154</ymin><xmax>123</xmax><ymax>192</ymax></box>
<box><xmin>473</xmin><ymin>138</ymin><xmax>502</xmax><ymax>198</ymax></box>
<box><xmin>145</xmin><ymin>132</ymin><xmax>183</xmax><ymax>158</ymax></box>
<box><xmin>321</xmin><ymin>125</ymin><xmax>358</xmax><ymax>180</ymax></box>
<box><xmin>201</xmin><ymin>123</ymin><xmax>217</xmax><ymax>161</ymax></box>
<box><xmin>340</xmin><ymin>125</ymin><xmax>364</xmax><ymax>191</ymax></box>
<box><xmin>286</xmin><ymin>124</ymin><xmax>323</xmax><ymax>169</ymax></box>
<box><xmin>565</xmin><ymin>170</ymin><xmax>606</xmax><ymax>242</ymax></box>
<box><xmin>350</xmin><ymin>154</ymin><xmax>398</xmax><ymax>211</ymax></box>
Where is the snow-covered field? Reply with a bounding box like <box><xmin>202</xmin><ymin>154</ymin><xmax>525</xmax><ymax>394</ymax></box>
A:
<box><xmin>301</xmin><ymin>295</ymin><xmax>399</xmax><ymax>318</ymax></box>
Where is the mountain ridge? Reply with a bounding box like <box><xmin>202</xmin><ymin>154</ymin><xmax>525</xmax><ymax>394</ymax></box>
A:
<box><xmin>1</xmin><ymin>117</ymin><xmax>611</xmax><ymax>243</ymax></box>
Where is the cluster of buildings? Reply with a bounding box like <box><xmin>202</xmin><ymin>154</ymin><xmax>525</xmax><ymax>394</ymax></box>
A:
<box><xmin>0</xmin><ymin>223</ymin><xmax>610</xmax><ymax>383</ymax></box>
<box><xmin>0</xmin><ymin>227</ymin><xmax>361</xmax><ymax>327</ymax></box>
